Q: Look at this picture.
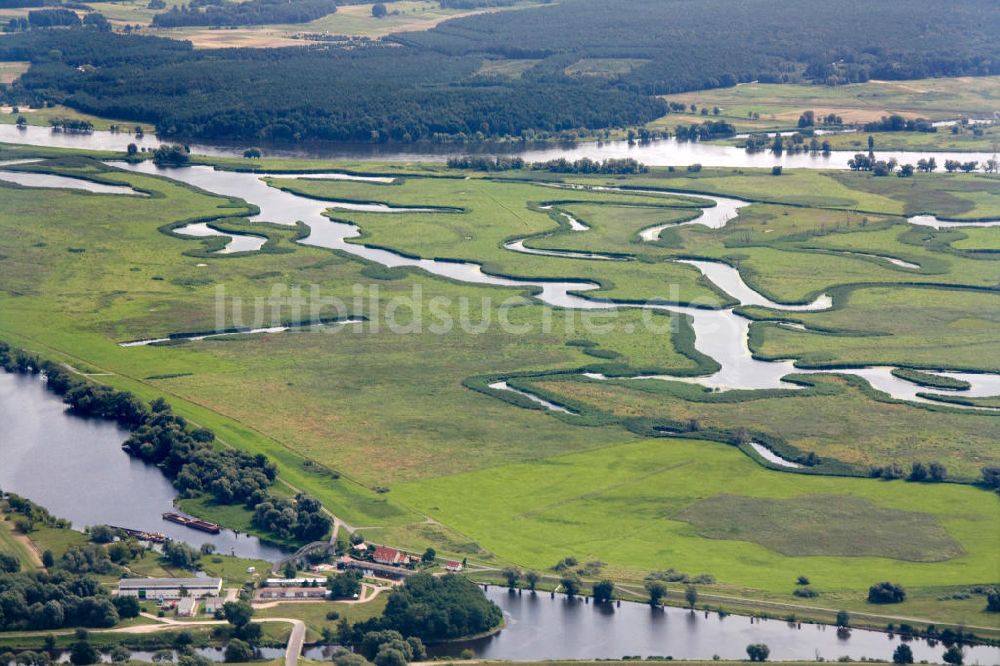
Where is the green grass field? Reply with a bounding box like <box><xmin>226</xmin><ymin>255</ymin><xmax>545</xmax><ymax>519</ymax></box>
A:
<box><xmin>524</xmin><ymin>373</ymin><xmax>999</xmax><ymax>479</ymax></box>
<box><xmin>0</xmin><ymin>513</ymin><xmax>38</xmax><ymax>570</ymax></box>
<box><xmin>650</xmin><ymin>77</ymin><xmax>1000</xmax><ymax>136</ymax></box>
<box><xmin>392</xmin><ymin>437</ymin><xmax>999</xmax><ymax>625</ymax></box>
<box><xmin>0</xmin><ymin>104</ymin><xmax>155</xmax><ymax>132</ymax></box>
<box><xmin>256</xmin><ymin>597</ymin><xmax>386</xmax><ymax>642</ymax></box>
<box><xmin>0</xmin><ymin>148</ymin><xmax>997</xmax><ymax>630</ymax></box>
<box><xmin>133</xmin><ymin>0</ymin><xmax>542</xmax><ymax>48</ymax></box>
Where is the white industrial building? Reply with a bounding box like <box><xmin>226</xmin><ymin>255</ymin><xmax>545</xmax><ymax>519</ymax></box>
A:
<box><xmin>118</xmin><ymin>577</ymin><xmax>223</xmax><ymax>600</ymax></box>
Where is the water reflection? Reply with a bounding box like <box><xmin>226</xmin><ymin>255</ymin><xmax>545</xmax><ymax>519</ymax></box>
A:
<box><xmin>0</xmin><ymin>372</ymin><xmax>288</xmax><ymax>561</ymax></box>
<box><xmin>5</xmin><ymin>123</ymin><xmax>1000</xmax><ymax>170</ymax></box>
<box><xmin>427</xmin><ymin>588</ymin><xmax>1000</xmax><ymax>663</ymax></box>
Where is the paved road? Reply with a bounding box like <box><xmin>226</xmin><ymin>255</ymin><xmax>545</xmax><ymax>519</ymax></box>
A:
<box><xmin>283</xmin><ymin>619</ymin><xmax>306</xmax><ymax>666</ymax></box>
<box><xmin>129</xmin><ymin>612</ymin><xmax>305</xmax><ymax>664</ymax></box>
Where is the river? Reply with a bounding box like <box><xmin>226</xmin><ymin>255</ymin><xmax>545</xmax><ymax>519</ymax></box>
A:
<box><xmin>0</xmin><ymin>371</ymin><xmax>288</xmax><ymax>561</ymax></box>
<box><xmin>3</xmin><ymin>123</ymin><xmax>1000</xmax><ymax>169</ymax></box>
<box><xmin>422</xmin><ymin>587</ymin><xmax>1000</xmax><ymax>663</ymax></box>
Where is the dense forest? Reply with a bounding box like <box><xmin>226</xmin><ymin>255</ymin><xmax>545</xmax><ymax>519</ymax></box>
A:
<box><xmin>0</xmin><ymin>0</ymin><xmax>997</xmax><ymax>143</ymax></box>
<box><xmin>0</xmin><ymin>571</ymin><xmax>122</xmax><ymax>630</ymax></box>
<box><xmin>400</xmin><ymin>0</ymin><xmax>1000</xmax><ymax>91</ymax></box>
<box><xmin>151</xmin><ymin>0</ymin><xmax>338</xmax><ymax>28</ymax></box>
<box><xmin>0</xmin><ymin>31</ymin><xmax>662</xmax><ymax>142</ymax></box>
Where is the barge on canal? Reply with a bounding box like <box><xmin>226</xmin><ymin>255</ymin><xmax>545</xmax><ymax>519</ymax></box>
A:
<box><xmin>162</xmin><ymin>512</ymin><xmax>222</xmax><ymax>534</ymax></box>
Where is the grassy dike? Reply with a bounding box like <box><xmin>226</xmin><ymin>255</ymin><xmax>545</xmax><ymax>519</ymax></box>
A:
<box><xmin>0</xmin><ymin>147</ymin><xmax>996</xmax><ymax>634</ymax></box>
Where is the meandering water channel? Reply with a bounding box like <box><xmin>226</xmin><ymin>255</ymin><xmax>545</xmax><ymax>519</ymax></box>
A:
<box><xmin>172</xmin><ymin>222</ymin><xmax>268</xmax><ymax>254</ymax></box>
<box><xmin>6</xmin><ymin>159</ymin><xmax>996</xmax><ymax>404</ymax></box>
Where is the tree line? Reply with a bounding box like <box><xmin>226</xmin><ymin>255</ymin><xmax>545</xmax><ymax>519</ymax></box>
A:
<box><xmin>445</xmin><ymin>155</ymin><xmax>647</xmax><ymax>174</ymax></box>
<box><xmin>151</xmin><ymin>0</ymin><xmax>338</xmax><ymax>28</ymax></box>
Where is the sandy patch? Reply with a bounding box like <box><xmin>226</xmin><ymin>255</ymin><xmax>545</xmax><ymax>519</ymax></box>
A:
<box><xmin>154</xmin><ymin>28</ymin><xmax>303</xmax><ymax>48</ymax></box>
<box><xmin>768</xmin><ymin>106</ymin><xmax>922</xmax><ymax>124</ymax></box>
<box><xmin>0</xmin><ymin>61</ymin><xmax>28</xmax><ymax>85</ymax></box>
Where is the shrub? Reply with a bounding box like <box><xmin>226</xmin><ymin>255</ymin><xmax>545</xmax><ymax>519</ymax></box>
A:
<box><xmin>0</xmin><ymin>553</ymin><xmax>20</xmax><ymax>573</ymax></box>
<box><xmin>746</xmin><ymin>644</ymin><xmax>770</xmax><ymax>662</ymax></box>
<box><xmin>942</xmin><ymin>646</ymin><xmax>964</xmax><ymax>665</ymax></box>
<box><xmin>560</xmin><ymin>575</ymin><xmax>581</xmax><ymax>597</ymax></box>
<box><xmin>224</xmin><ymin>639</ymin><xmax>254</xmax><ymax>663</ymax></box>
<box><xmin>867</xmin><ymin>581</ymin><xmax>906</xmax><ymax>604</ymax></box>
<box><xmin>593</xmin><ymin>579</ymin><xmax>615</xmax><ymax>603</ymax></box>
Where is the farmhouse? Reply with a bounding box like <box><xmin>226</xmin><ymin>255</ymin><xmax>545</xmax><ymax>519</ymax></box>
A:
<box><xmin>445</xmin><ymin>560</ymin><xmax>463</xmax><ymax>572</ymax></box>
<box><xmin>372</xmin><ymin>546</ymin><xmax>405</xmax><ymax>565</ymax></box>
<box><xmin>338</xmin><ymin>556</ymin><xmax>413</xmax><ymax>581</ymax></box>
<box><xmin>118</xmin><ymin>577</ymin><xmax>223</xmax><ymax>600</ymax></box>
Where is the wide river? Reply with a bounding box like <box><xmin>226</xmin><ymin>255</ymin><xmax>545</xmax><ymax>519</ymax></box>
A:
<box><xmin>419</xmin><ymin>587</ymin><xmax>1000</xmax><ymax>663</ymax></box>
<box><xmin>3</xmin><ymin>123</ymin><xmax>1000</xmax><ymax>169</ymax></box>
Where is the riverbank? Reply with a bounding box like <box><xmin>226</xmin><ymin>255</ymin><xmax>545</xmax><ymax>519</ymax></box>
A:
<box><xmin>4</xmin><ymin>122</ymin><xmax>1000</xmax><ymax>168</ymax></box>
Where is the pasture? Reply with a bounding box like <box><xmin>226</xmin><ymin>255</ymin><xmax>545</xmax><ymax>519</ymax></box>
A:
<box><xmin>123</xmin><ymin>0</ymin><xmax>542</xmax><ymax>48</ymax></box>
<box><xmin>653</xmin><ymin>77</ymin><xmax>1000</xmax><ymax>132</ymax></box>
<box><xmin>392</xmin><ymin>437</ymin><xmax>1000</xmax><ymax>624</ymax></box>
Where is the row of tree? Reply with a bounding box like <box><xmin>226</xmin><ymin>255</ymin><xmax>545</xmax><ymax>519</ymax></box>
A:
<box><xmin>445</xmin><ymin>156</ymin><xmax>648</xmax><ymax>174</ymax></box>
<box><xmin>863</xmin><ymin>114</ymin><xmax>937</xmax><ymax>133</ymax></box>
<box><xmin>674</xmin><ymin>120</ymin><xmax>736</xmax><ymax>142</ymax></box>
<box><xmin>151</xmin><ymin>0</ymin><xmax>338</xmax><ymax>28</ymax></box>
<box><xmin>867</xmin><ymin>461</ymin><xmax>949</xmax><ymax>482</ymax></box>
